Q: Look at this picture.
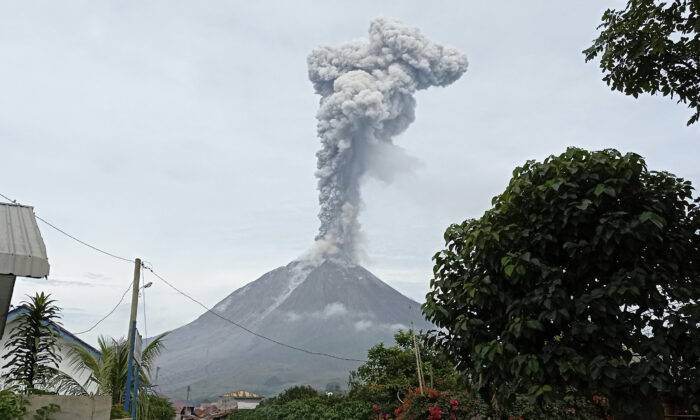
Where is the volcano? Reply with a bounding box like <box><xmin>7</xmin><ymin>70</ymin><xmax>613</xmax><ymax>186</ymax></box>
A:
<box><xmin>154</xmin><ymin>258</ymin><xmax>431</xmax><ymax>401</ymax></box>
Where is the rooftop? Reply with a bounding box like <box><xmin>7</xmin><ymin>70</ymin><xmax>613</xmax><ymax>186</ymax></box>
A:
<box><xmin>221</xmin><ymin>390</ymin><xmax>263</xmax><ymax>399</ymax></box>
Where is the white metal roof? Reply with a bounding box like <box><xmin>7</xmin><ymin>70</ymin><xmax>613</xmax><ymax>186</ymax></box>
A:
<box><xmin>0</xmin><ymin>203</ymin><xmax>50</xmax><ymax>278</ymax></box>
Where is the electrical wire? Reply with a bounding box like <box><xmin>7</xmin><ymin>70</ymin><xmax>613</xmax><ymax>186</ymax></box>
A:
<box><xmin>0</xmin><ymin>192</ymin><xmax>134</xmax><ymax>263</ymax></box>
<box><xmin>142</xmin><ymin>268</ymin><xmax>148</xmax><ymax>340</ymax></box>
<box><xmin>0</xmin><ymin>191</ymin><xmax>368</xmax><ymax>363</ymax></box>
<box><xmin>143</xmin><ymin>265</ymin><xmax>368</xmax><ymax>363</ymax></box>
<box><xmin>74</xmin><ymin>282</ymin><xmax>133</xmax><ymax>335</ymax></box>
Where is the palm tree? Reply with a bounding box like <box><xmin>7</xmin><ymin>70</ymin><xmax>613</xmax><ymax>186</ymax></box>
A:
<box><xmin>2</xmin><ymin>292</ymin><xmax>62</xmax><ymax>392</ymax></box>
<box><xmin>52</xmin><ymin>333</ymin><xmax>168</xmax><ymax>408</ymax></box>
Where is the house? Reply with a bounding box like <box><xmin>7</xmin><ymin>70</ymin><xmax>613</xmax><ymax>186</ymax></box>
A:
<box><xmin>218</xmin><ymin>390</ymin><xmax>263</xmax><ymax>410</ymax></box>
<box><xmin>173</xmin><ymin>402</ymin><xmax>196</xmax><ymax>420</ymax></box>
<box><xmin>0</xmin><ymin>307</ymin><xmax>100</xmax><ymax>393</ymax></box>
<box><xmin>0</xmin><ymin>202</ymin><xmax>50</xmax><ymax>339</ymax></box>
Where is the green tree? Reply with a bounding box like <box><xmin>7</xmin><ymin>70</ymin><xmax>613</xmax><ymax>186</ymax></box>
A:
<box><xmin>2</xmin><ymin>293</ymin><xmax>62</xmax><ymax>392</ymax></box>
<box><xmin>137</xmin><ymin>393</ymin><xmax>174</xmax><ymax>420</ymax></box>
<box><xmin>228</xmin><ymin>390</ymin><xmax>371</xmax><ymax>420</ymax></box>
<box><xmin>0</xmin><ymin>388</ymin><xmax>27</xmax><ymax>419</ymax></box>
<box><xmin>584</xmin><ymin>0</ymin><xmax>700</xmax><ymax>125</ymax></box>
<box><xmin>273</xmin><ymin>385</ymin><xmax>320</xmax><ymax>404</ymax></box>
<box><xmin>348</xmin><ymin>330</ymin><xmax>464</xmax><ymax>416</ymax></box>
<box><xmin>423</xmin><ymin>148</ymin><xmax>700</xmax><ymax>419</ymax></box>
<box><xmin>51</xmin><ymin>334</ymin><xmax>168</xmax><ymax>419</ymax></box>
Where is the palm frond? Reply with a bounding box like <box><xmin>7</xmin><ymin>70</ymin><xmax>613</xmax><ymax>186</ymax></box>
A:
<box><xmin>45</xmin><ymin>369</ymin><xmax>89</xmax><ymax>396</ymax></box>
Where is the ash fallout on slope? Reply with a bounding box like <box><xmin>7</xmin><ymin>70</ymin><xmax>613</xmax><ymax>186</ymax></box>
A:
<box><xmin>307</xmin><ymin>18</ymin><xmax>468</xmax><ymax>262</ymax></box>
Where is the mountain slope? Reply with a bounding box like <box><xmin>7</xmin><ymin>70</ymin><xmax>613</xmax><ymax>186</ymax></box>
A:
<box><xmin>153</xmin><ymin>258</ymin><xmax>430</xmax><ymax>401</ymax></box>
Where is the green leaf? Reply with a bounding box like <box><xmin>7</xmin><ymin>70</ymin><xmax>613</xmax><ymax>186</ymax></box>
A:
<box><xmin>577</xmin><ymin>199</ymin><xmax>593</xmax><ymax>210</ymax></box>
<box><xmin>594</xmin><ymin>183</ymin><xmax>606</xmax><ymax>196</ymax></box>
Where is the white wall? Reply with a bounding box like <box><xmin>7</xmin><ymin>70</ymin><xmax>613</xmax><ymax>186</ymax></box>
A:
<box><xmin>0</xmin><ymin>317</ymin><xmax>99</xmax><ymax>394</ymax></box>
<box><xmin>236</xmin><ymin>399</ymin><xmax>261</xmax><ymax>409</ymax></box>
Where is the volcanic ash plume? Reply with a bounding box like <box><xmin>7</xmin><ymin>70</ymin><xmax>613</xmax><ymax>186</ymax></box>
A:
<box><xmin>307</xmin><ymin>18</ymin><xmax>468</xmax><ymax>261</ymax></box>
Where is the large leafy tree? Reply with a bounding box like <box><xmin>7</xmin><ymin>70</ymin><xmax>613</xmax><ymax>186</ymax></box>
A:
<box><xmin>584</xmin><ymin>0</ymin><xmax>700</xmax><ymax>125</ymax></box>
<box><xmin>423</xmin><ymin>148</ymin><xmax>700</xmax><ymax>418</ymax></box>
<box><xmin>2</xmin><ymin>293</ymin><xmax>62</xmax><ymax>392</ymax></box>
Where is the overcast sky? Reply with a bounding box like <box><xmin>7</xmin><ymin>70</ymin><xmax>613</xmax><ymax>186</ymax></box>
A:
<box><xmin>2</xmin><ymin>1</ymin><xmax>698</xmax><ymax>346</ymax></box>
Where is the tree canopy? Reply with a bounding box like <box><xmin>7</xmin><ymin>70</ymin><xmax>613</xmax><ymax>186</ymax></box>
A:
<box><xmin>2</xmin><ymin>293</ymin><xmax>62</xmax><ymax>392</ymax></box>
<box><xmin>584</xmin><ymin>0</ymin><xmax>700</xmax><ymax>125</ymax></box>
<box><xmin>423</xmin><ymin>148</ymin><xmax>700</xmax><ymax>418</ymax></box>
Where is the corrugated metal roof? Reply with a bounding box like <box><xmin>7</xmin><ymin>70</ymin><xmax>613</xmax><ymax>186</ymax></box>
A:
<box><xmin>221</xmin><ymin>390</ymin><xmax>263</xmax><ymax>399</ymax></box>
<box><xmin>0</xmin><ymin>203</ymin><xmax>50</xmax><ymax>278</ymax></box>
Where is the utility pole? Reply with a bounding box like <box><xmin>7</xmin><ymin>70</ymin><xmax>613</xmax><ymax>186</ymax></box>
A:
<box><xmin>128</xmin><ymin>258</ymin><xmax>142</xmax><ymax>343</ymax></box>
<box><xmin>124</xmin><ymin>258</ymin><xmax>141</xmax><ymax>416</ymax></box>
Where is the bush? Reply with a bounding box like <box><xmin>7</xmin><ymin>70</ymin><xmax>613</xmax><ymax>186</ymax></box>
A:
<box><xmin>110</xmin><ymin>404</ymin><xmax>129</xmax><ymax>419</ymax></box>
<box><xmin>0</xmin><ymin>389</ymin><xmax>27</xmax><ymax>420</ymax></box>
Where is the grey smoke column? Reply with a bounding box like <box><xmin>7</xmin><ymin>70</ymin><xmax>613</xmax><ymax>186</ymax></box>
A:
<box><xmin>307</xmin><ymin>18</ymin><xmax>468</xmax><ymax>261</ymax></box>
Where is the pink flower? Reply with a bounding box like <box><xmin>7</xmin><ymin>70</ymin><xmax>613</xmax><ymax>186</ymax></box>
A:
<box><xmin>373</xmin><ymin>404</ymin><xmax>381</xmax><ymax>411</ymax></box>
<box><xmin>428</xmin><ymin>405</ymin><xmax>443</xmax><ymax>420</ymax></box>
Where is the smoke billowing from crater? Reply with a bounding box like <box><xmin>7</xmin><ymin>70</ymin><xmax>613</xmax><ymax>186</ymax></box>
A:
<box><xmin>307</xmin><ymin>17</ymin><xmax>468</xmax><ymax>262</ymax></box>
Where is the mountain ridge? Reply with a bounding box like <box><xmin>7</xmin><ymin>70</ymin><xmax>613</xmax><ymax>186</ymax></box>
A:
<box><xmin>153</xmin><ymin>258</ymin><xmax>431</xmax><ymax>401</ymax></box>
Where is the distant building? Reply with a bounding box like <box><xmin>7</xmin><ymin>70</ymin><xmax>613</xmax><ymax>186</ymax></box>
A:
<box><xmin>0</xmin><ymin>307</ymin><xmax>100</xmax><ymax>393</ymax></box>
<box><xmin>218</xmin><ymin>390</ymin><xmax>263</xmax><ymax>410</ymax></box>
<box><xmin>173</xmin><ymin>402</ymin><xmax>196</xmax><ymax>420</ymax></box>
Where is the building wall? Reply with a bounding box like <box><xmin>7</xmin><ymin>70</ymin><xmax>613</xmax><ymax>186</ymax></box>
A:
<box><xmin>235</xmin><ymin>399</ymin><xmax>262</xmax><ymax>409</ymax></box>
<box><xmin>217</xmin><ymin>396</ymin><xmax>238</xmax><ymax>411</ymax></box>
<box><xmin>24</xmin><ymin>395</ymin><xmax>111</xmax><ymax>420</ymax></box>
<box><xmin>0</xmin><ymin>318</ymin><xmax>98</xmax><ymax>394</ymax></box>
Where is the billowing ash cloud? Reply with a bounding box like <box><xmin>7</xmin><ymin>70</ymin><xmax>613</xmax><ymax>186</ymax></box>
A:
<box><xmin>307</xmin><ymin>17</ymin><xmax>468</xmax><ymax>261</ymax></box>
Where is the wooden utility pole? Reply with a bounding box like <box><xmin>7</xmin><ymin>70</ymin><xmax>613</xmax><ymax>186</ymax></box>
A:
<box><xmin>124</xmin><ymin>258</ymin><xmax>141</xmax><ymax>416</ymax></box>
<box><xmin>128</xmin><ymin>258</ymin><xmax>142</xmax><ymax>343</ymax></box>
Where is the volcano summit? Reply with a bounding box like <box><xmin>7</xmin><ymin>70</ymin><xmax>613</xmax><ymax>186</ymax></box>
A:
<box><xmin>155</xmin><ymin>258</ymin><xmax>430</xmax><ymax>400</ymax></box>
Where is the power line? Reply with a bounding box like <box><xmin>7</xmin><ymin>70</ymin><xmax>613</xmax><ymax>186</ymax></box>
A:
<box><xmin>74</xmin><ymin>282</ymin><xmax>132</xmax><ymax>335</ymax></box>
<box><xmin>0</xmin><ymin>192</ymin><xmax>134</xmax><ymax>263</ymax></box>
<box><xmin>143</xmin><ymin>265</ymin><xmax>368</xmax><ymax>363</ymax></box>
<box><xmin>0</xmin><ymin>191</ymin><xmax>368</xmax><ymax>363</ymax></box>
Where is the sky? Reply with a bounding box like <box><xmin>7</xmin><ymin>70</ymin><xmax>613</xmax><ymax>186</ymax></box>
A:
<box><xmin>1</xmin><ymin>1</ymin><xmax>698</xmax><ymax>346</ymax></box>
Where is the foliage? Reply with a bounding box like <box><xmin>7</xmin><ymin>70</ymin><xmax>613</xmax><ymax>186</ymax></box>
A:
<box><xmin>423</xmin><ymin>147</ymin><xmax>700</xmax><ymax>418</ymax></box>
<box><xmin>32</xmin><ymin>403</ymin><xmax>60</xmax><ymax>420</ymax></box>
<box><xmin>137</xmin><ymin>393</ymin><xmax>174</xmax><ymax>420</ymax></box>
<box><xmin>392</xmin><ymin>387</ymin><xmax>490</xmax><ymax>420</ymax></box>
<box><xmin>2</xmin><ymin>293</ymin><xmax>63</xmax><ymax>392</ymax></box>
<box><xmin>584</xmin><ymin>0</ymin><xmax>700</xmax><ymax>125</ymax></box>
<box><xmin>110</xmin><ymin>404</ymin><xmax>130</xmax><ymax>419</ymax></box>
<box><xmin>52</xmin><ymin>333</ymin><xmax>168</xmax><ymax>420</ymax></box>
<box><xmin>348</xmin><ymin>330</ymin><xmax>465</xmax><ymax>416</ymax></box>
<box><xmin>228</xmin><ymin>387</ymin><xmax>372</xmax><ymax>420</ymax></box>
<box><xmin>54</xmin><ymin>334</ymin><xmax>167</xmax><ymax>403</ymax></box>
<box><xmin>0</xmin><ymin>388</ymin><xmax>61</xmax><ymax>420</ymax></box>
<box><xmin>273</xmin><ymin>385</ymin><xmax>320</xmax><ymax>404</ymax></box>
<box><xmin>0</xmin><ymin>388</ymin><xmax>27</xmax><ymax>419</ymax></box>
